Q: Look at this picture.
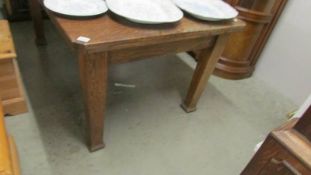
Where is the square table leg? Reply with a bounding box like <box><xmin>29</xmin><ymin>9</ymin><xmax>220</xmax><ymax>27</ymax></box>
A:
<box><xmin>181</xmin><ymin>34</ymin><xmax>229</xmax><ymax>113</ymax></box>
<box><xmin>78</xmin><ymin>50</ymin><xmax>108</xmax><ymax>152</ymax></box>
<box><xmin>28</xmin><ymin>0</ymin><xmax>47</xmax><ymax>45</ymax></box>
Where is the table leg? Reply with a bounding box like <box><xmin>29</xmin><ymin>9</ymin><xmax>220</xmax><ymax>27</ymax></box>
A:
<box><xmin>181</xmin><ymin>35</ymin><xmax>229</xmax><ymax>113</ymax></box>
<box><xmin>28</xmin><ymin>0</ymin><xmax>46</xmax><ymax>45</ymax></box>
<box><xmin>79</xmin><ymin>50</ymin><xmax>108</xmax><ymax>152</ymax></box>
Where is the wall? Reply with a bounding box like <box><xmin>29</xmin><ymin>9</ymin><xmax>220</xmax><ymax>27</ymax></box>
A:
<box><xmin>254</xmin><ymin>0</ymin><xmax>311</xmax><ymax>105</ymax></box>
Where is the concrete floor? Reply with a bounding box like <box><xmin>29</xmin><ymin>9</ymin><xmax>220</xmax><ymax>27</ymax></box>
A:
<box><xmin>5</xmin><ymin>21</ymin><xmax>296</xmax><ymax>175</ymax></box>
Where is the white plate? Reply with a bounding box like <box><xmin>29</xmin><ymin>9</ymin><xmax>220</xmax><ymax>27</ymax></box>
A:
<box><xmin>44</xmin><ymin>0</ymin><xmax>108</xmax><ymax>17</ymax></box>
<box><xmin>173</xmin><ymin>0</ymin><xmax>238</xmax><ymax>21</ymax></box>
<box><xmin>106</xmin><ymin>0</ymin><xmax>183</xmax><ymax>24</ymax></box>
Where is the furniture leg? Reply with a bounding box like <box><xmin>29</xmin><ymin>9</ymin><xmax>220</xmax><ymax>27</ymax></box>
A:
<box><xmin>181</xmin><ymin>35</ymin><xmax>229</xmax><ymax>113</ymax></box>
<box><xmin>28</xmin><ymin>0</ymin><xmax>46</xmax><ymax>45</ymax></box>
<box><xmin>78</xmin><ymin>50</ymin><xmax>108</xmax><ymax>152</ymax></box>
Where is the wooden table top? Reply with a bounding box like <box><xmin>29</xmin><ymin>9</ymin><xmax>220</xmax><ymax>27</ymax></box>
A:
<box><xmin>47</xmin><ymin>11</ymin><xmax>245</xmax><ymax>52</ymax></box>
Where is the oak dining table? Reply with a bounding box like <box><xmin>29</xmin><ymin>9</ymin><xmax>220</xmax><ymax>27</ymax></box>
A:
<box><xmin>28</xmin><ymin>0</ymin><xmax>245</xmax><ymax>152</ymax></box>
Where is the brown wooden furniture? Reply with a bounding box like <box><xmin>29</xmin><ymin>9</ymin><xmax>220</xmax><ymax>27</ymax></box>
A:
<box><xmin>0</xmin><ymin>104</ymin><xmax>21</xmax><ymax>175</ymax></box>
<box><xmin>0</xmin><ymin>20</ymin><xmax>28</xmax><ymax>116</ymax></box>
<box><xmin>213</xmin><ymin>0</ymin><xmax>288</xmax><ymax>79</ymax></box>
<box><xmin>29</xmin><ymin>0</ymin><xmax>245</xmax><ymax>152</ymax></box>
<box><xmin>241</xmin><ymin>105</ymin><xmax>311</xmax><ymax>174</ymax></box>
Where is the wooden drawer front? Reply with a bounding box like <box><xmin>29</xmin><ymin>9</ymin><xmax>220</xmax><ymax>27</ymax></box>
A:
<box><xmin>270</xmin><ymin>143</ymin><xmax>311</xmax><ymax>175</ymax></box>
<box><xmin>0</xmin><ymin>20</ymin><xmax>16</xmax><ymax>56</ymax></box>
<box><xmin>0</xmin><ymin>59</ymin><xmax>15</xmax><ymax>76</ymax></box>
<box><xmin>259</xmin><ymin>158</ymin><xmax>301</xmax><ymax>175</ymax></box>
<box><xmin>0</xmin><ymin>75</ymin><xmax>20</xmax><ymax>100</ymax></box>
<box><xmin>242</xmin><ymin>136</ymin><xmax>311</xmax><ymax>175</ymax></box>
<box><xmin>259</xmin><ymin>150</ymin><xmax>310</xmax><ymax>175</ymax></box>
<box><xmin>0</xmin><ymin>59</ymin><xmax>20</xmax><ymax>101</ymax></box>
<box><xmin>0</xmin><ymin>20</ymin><xmax>27</xmax><ymax>116</ymax></box>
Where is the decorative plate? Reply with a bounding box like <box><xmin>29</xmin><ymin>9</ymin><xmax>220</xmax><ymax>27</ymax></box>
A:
<box><xmin>173</xmin><ymin>0</ymin><xmax>238</xmax><ymax>21</ymax></box>
<box><xmin>44</xmin><ymin>0</ymin><xmax>108</xmax><ymax>17</ymax></box>
<box><xmin>106</xmin><ymin>0</ymin><xmax>184</xmax><ymax>24</ymax></box>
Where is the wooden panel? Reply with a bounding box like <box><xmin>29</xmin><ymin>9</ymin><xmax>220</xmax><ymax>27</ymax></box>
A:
<box><xmin>0</xmin><ymin>20</ymin><xmax>28</xmax><ymax>116</ymax></box>
<box><xmin>0</xmin><ymin>104</ymin><xmax>12</xmax><ymax>175</ymax></box>
<box><xmin>0</xmin><ymin>20</ymin><xmax>16</xmax><ymax>59</ymax></box>
<box><xmin>270</xmin><ymin>145</ymin><xmax>311</xmax><ymax>174</ymax></box>
<box><xmin>0</xmin><ymin>75</ymin><xmax>20</xmax><ymax>100</ymax></box>
<box><xmin>2</xmin><ymin>98</ymin><xmax>28</xmax><ymax>116</ymax></box>
<box><xmin>0</xmin><ymin>59</ymin><xmax>15</xmax><ymax>76</ymax></box>
<box><xmin>259</xmin><ymin>158</ymin><xmax>302</xmax><ymax>175</ymax></box>
<box><xmin>0</xmin><ymin>104</ymin><xmax>21</xmax><ymax>175</ymax></box>
<box><xmin>241</xmin><ymin>134</ymin><xmax>311</xmax><ymax>175</ymax></box>
<box><xmin>8</xmin><ymin>136</ymin><xmax>21</xmax><ymax>175</ymax></box>
<box><xmin>273</xmin><ymin>130</ymin><xmax>311</xmax><ymax>170</ymax></box>
<box><xmin>109</xmin><ymin>37</ymin><xmax>215</xmax><ymax>64</ymax></box>
<box><xmin>214</xmin><ymin>0</ymin><xmax>288</xmax><ymax>80</ymax></box>
<box><xmin>0</xmin><ymin>87</ymin><xmax>20</xmax><ymax>101</ymax></box>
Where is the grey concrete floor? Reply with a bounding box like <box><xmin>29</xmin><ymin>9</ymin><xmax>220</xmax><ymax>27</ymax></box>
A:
<box><xmin>5</xmin><ymin>21</ymin><xmax>296</xmax><ymax>175</ymax></box>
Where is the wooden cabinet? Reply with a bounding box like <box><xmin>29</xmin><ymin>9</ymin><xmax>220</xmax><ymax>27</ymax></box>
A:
<box><xmin>214</xmin><ymin>0</ymin><xmax>288</xmax><ymax>79</ymax></box>
<box><xmin>241</xmin><ymin>103</ymin><xmax>311</xmax><ymax>174</ymax></box>
<box><xmin>0</xmin><ymin>20</ymin><xmax>28</xmax><ymax>115</ymax></box>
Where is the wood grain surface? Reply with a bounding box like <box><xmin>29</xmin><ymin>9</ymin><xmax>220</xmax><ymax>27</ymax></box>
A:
<box><xmin>29</xmin><ymin>0</ymin><xmax>245</xmax><ymax>151</ymax></box>
<box><xmin>0</xmin><ymin>20</ymin><xmax>28</xmax><ymax>116</ymax></box>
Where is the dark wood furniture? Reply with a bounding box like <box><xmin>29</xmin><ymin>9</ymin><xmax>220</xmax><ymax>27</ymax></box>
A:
<box><xmin>28</xmin><ymin>0</ymin><xmax>244</xmax><ymax>152</ymax></box>
<box><xmin>0</xmin><ymin>20</ymin><xmax>28</xmax><ymax>116</ymax></box>
<box><xmin>241</xmin><ymin>104</ymin><xmax>311</xmax><ymax>174</ymax></box>
<box><xmin>213</xmin><ymin>0</ymin><xmax>288</xmax><ymax>79</ymax></box>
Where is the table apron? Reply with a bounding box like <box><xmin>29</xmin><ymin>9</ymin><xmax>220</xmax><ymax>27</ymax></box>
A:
<box><xmin>108</xmin><ymin>36</ymin><xmax>216</xmax><ymax>64</ymax></box>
